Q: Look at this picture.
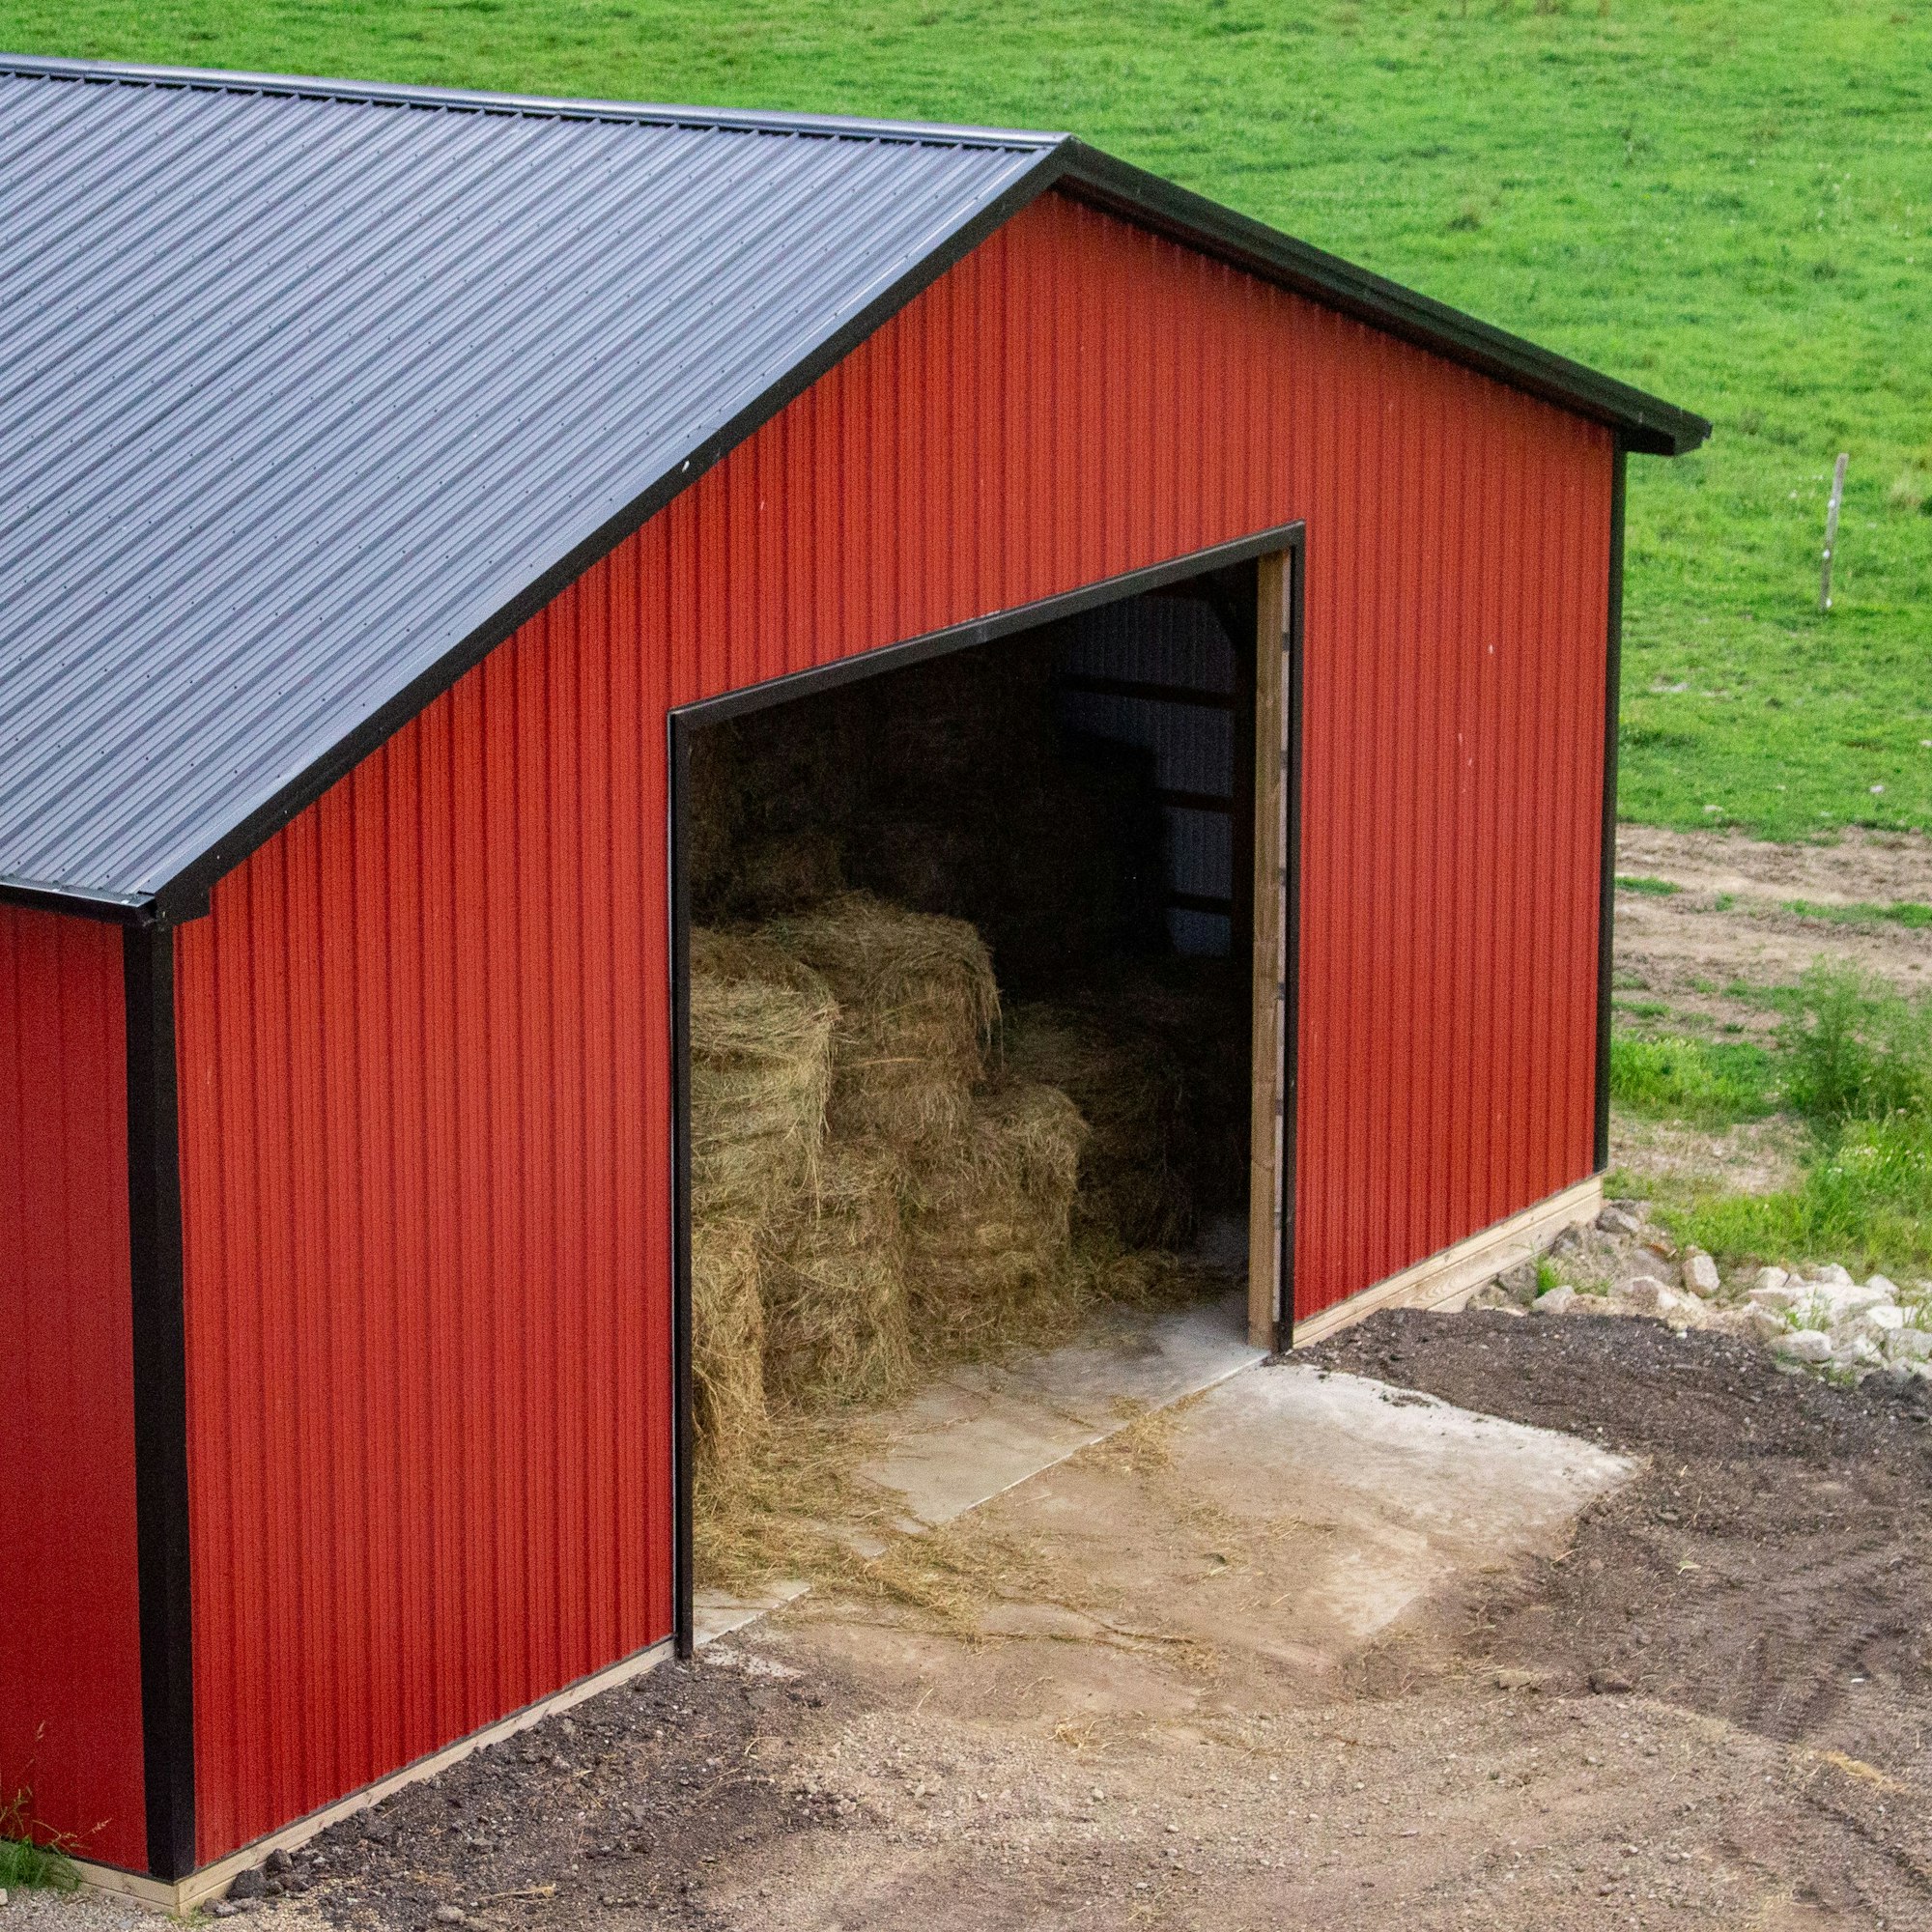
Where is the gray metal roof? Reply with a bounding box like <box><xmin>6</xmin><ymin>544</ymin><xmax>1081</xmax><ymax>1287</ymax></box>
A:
<box><xmin>0</xmin><ymin>59</ymin><xmax>1048</xmax><ymax>911</ymax></box>
<box><xmin>0</xmin><ymin>57</ymin><xmax>1707</xmax><ymax>919</ymax></box>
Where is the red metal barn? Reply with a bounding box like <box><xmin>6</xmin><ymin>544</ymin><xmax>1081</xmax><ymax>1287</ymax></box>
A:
<box><xmin>0</xmin><ymin>54</ymin><xmax>1707</xmax><ymax>1905</ymax></box>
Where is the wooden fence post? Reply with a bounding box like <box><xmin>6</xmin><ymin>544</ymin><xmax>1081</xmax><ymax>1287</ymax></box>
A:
<box><xmin>1821</xmin><ymin>452</ymin><xmax>1849</xmax><ymax>611</ymax></box>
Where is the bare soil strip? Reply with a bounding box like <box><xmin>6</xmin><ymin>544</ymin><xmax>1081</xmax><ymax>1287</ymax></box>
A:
<box><xmin>1614</xmin><ymin>827</ymin><xmax>1932</xmax><ymax>1034</ymax></box>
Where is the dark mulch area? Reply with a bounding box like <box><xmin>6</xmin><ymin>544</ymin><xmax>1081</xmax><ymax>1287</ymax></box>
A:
<box><xmin>248</xmin><ymin>1655</ymin><xmax>853</xmax><ymax>1929</ymax></box>
<box><xmin>1306</xmin><ymin>1309</ymin><xmax>1932</xmax><ymax>1774</ymax></box>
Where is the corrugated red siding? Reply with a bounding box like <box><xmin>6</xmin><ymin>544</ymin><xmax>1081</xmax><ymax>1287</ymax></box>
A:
<box><xmin>174</xmin><ymin>602</ymin><xmax>667</xmax><ymax>1861</ymax></box>
<box><xmin>173</xmin><ymin>186</ymin><xmax>1609</xmax><ymax>1858</ymax></box>
<box><xmin>0</xmin><ymin>905</ymin><xmax>147</xmax><ymax>1872</ymax></box>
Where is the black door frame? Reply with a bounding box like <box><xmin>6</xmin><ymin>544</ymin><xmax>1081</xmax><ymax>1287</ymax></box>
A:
<box><xmin>666</xmin><ymin>521</ymin><xmax>1306</xmax><ymax>1656</ymax></box>
<box><xmin>1274</xmin><ymin>535</ymin><xmax>1306</xmax><ymax>1353</ymax></box>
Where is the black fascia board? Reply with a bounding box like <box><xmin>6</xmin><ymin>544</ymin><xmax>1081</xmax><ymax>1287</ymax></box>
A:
<box><xmin>1051</xmin><ymin>142</ymin><xmax>1713</xmax><ymax>458</ymax></box>
<box><xmin>0</xmin><ymin>81</ymin><xmax>1707</xmax><ymax>927</ymax></box>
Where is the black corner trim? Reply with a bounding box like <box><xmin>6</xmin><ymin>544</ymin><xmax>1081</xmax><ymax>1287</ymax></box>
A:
<box><xmin>124</xmin><ymin>926</ymin><xmax>196</xmax><ymax>1882</ymax></box>
<box><xmin>1594</xmin><ymin>443</ymin><xmax>1627</xmax><ymax>1176</ymax></box>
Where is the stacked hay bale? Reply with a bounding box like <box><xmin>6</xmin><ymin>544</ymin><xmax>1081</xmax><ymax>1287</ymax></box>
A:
<box><xmin>686</xmin><ymin>930</ymin><xmax>837</xmax><ymax>1460</ymax></box>
<box><xmin>903</xmin><ymin>1077</ymin><xmax>1089</xmax><ymax>1353</ymax></box>
<box><xmin>767</xmin><ymin>892</ymin><xmax>998</xmax><ymax>1148</ymax></box>
<box><xmin>763</xmin><ymin>1138</ymin><xmax>912</xmax><ymax>1407</ymax></box>
<box><xmin>689</xmin><ymin>893</ymin><xmax>1093</xmax><ymax>1463</ymax></box>
<box><xmin>1001</xmin><ymin>1002</ymin><xmax>1193</xmax><ymax>1256</ymax></box>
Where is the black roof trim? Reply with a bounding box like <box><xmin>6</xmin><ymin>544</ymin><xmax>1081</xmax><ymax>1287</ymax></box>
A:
<box><xmin>0</xmin><ymin>51</ymin><xmax>1060</xmax><ymax>150</ymax></box>
<box><xmin>0</xmin><ymin>872</ymin><xmax>151</xmax><ymax>924</ymax></box>
<box><xmin>0</xmin><ymin>61</ymin><xmax>1704</xmax><ymax>924</ymax></box>
<box><xmin>1049</xmin><ymin>143</ymin><xmax>1711</xmax><ymax>458</ymax></box>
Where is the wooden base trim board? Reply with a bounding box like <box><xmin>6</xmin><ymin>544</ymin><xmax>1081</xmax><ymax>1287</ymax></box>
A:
<box><xmin>72</xmin><ymin>1637</ymin><xmax>676</xmax><ymax>1915</ymax></box>
<box><xmin>1290</xmin><ymin>1176</ymin><xmax>1605</xmax><ymax>1350</ymax></box>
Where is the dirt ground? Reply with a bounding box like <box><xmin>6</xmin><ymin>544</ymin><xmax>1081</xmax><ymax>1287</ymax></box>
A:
<box><xmin>1612</xmin><ymin>825</ymin><xmax>1932</xmax><ymax>1034</ymax></box>
<box><xmin>99</xmin><ymin>1311</ymin><xmax>1924</xmax><ymax>1932</ymax></box>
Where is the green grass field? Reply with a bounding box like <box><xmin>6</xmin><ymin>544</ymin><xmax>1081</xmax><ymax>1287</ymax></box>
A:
<box><xmin>3</xmin><ymin>0</ymin><xmax>1928</xmax><ymax>839</ymax></box>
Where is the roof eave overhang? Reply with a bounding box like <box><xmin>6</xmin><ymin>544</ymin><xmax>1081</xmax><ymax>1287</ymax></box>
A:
<box><xmin>0</xmin><ymin>874</ymin><xmax>166</xmax><ymax>925</ymax></box>
<box><xmin>0</xmin><ymin>111</ymin><xmax>1709</xmax><ymax>927</ymax></box>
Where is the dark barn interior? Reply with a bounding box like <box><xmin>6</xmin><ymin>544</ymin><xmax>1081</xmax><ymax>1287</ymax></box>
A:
<box><xmin>678</xmin><ymin>566</ymin><xmax>1264</xmax><ymax>1540</ymax></box>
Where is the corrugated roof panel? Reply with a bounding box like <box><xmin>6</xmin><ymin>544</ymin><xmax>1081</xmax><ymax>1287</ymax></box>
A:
<box><xmin>0</xmin><ymin>65</ymin><xmax>1048</xmax><ymax>904</ymax></box>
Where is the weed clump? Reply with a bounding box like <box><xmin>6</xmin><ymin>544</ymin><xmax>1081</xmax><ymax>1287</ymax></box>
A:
<box><xmin>1637</xmin><ymin>964</ymin><xmax>1932</xmax><ymax>1277</ymax></box>
<box><xmin>0</xmin><ymin>1783</ymin><xmax>81</xmax><ymax>1893</ymax></box>
<box><xmin>1778</xmin><ymin>961</ymin><xmax>1932</xmax><ymax>1124</ymax></box>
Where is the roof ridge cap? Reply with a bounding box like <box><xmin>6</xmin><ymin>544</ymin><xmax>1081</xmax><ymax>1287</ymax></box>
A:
<box><xmin>0</xmin><ymin>51</ymin><xmax>1067</xmax><ymax>152</ymax></box>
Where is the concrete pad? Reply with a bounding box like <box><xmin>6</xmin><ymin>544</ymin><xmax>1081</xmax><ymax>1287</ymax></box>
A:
<box><xmin>791</xmin><ymin>1356</ymin><xmax>1640</xmax><ymax>1740</ymax></box>
<box><xmin>859</xmin><ymin>1286</ymin><xmax>1264</xmax><ymax>1526</ymax></box>
<box><xmin>694</xmin><ymin>1289</ymin><xmax>1262</xmax><ymax>1644</ymax></box>
<box><xmin>693</xmin><ymin>1577</ymin><xmax>810</xmax><ymax>1648</ymax></box>
<box><xmin>1166</xmin><ymin>1363</ymin><xmax>1636</xmax><ymax>1643</ymax></box>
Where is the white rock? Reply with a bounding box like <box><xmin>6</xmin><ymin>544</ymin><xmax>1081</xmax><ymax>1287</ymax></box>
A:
<box><xmin>1742</xmin><ymin>1307</ymin><xmax>1788</xmax><ymax>1344</ymax></box>
<box><xmin>1837</xmin><ymin>1283</ymin><xmax>1894</xmax><ymax>1318</ymax></box>
<box><xmin>1748</xmin><ymin>1283</ymin><xmax>1805</xmax><ymax>1313</ymax></box>
<box><xmin>1777</xmin><ymin>1329</ymin><xmax>1833</xmax><ymax>1364</ymax></box>
<box><xmin>1857</xmin><ymin>1304</ymin><xmax>1906</xmax><ymax>1334</ymax></box>
<box><xmin>1831</xmin><ymin>1336</ymin><xmax>1884</xmax><ymax>1372</ymax></box>
<box><xmin>1682</xmin><ymin>1252</ymin><xmax>1722</xmax><ymax>1298</ymax></box>
<box><xmin>1623</xmin><ymin>1276</ymin><xmax>1701</xmax><ymax>1321</ymax></box>
<box><xmin>1886</xmin><ymin>1326</ymin><xmax>1932</xmax><ymax>1363</ymax></box>
<box><xmin>1752</xmin><ymin>1265</ymin><xmax>1792</xmax><ymax>1296</ymax></box>
<box><xmin>1794</xmin><ymin>1282</ymin><xmax>1890</xmax><ymax>1328</ymax></box>
<box><xmin>1808</xmin><ymin>1264</ymin><xmax>1855</xmax><ymax>1287</ymax></box>
<box><xmin>1834</xmin><ymin>1314</ymin><xmax>1900</xmax><ymax>1359</ymax></box>
<box><xmin>1532</xmin><ymin>1286</ymin><xmax>1577</xmax><ymax>1316</ymax></box>
<box><xmin>1863</xmin><ymin>1274</ymin><xmax>1901</xmax><ymax>1302</ymax></box>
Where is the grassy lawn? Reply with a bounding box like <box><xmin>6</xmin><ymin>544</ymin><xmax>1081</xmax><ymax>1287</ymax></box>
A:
<box><xmin>1610</xmin><ymin>963</ymin><xmax>1932</xmax><ymax>1276</ymax></box>
<box><xmin>1</xmin><ymin>0</ymin><xmax>1927</xmax><ymax>840</ymax></box>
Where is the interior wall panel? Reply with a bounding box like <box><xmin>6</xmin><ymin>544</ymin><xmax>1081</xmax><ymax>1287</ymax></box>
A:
<box><xmin>0</xmin><ymin>903</ymin><xmax>146</xmax><ymax>1871</ymax></box>
<box><xmin>174</xmin><ymin>186</ymin><xmax>1611</xmax><ymax>1860</ymax></box>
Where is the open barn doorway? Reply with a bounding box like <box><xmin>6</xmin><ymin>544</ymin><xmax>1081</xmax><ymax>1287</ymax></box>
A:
<box><xmin>668</xmin><ymin>529</ymin><xmax>1303</xmax><ymax>1649</ymax></box>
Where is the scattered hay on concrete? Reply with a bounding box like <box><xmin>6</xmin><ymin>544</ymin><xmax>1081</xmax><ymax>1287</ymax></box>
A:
<box><xmin>691</xmin><ymin>1406</ymin><xmax>883</xmax><ymax>1600</ymax></box>
<box><xmin>766</xmin><ymin>1138</ymin><xmax>915</xmax><ymax>1410</ymax></box>
<box><xmin>1001</xmin><ymin>1001</ymin><xmax>1193</xmax><ymax>1253</ymax></box>
<box><xmin>769</xmin><ymin>892</ymin><xmax>999</xmax><ymax>1151</ymax></box>
<box><xmin>906</xmin><ymin>1078</ymin><xmax>1090</xmax><ymax>1355</ymax></box>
